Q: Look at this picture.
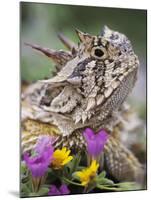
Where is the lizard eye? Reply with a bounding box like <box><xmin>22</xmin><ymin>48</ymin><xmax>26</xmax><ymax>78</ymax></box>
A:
<box><xmin>94</xmin><ymin>48</ymin><xmax>104</xmax><ymax>57</ymax></box>
<box><xmin>92</xmin><ymin>47</ymin><xmax>107</xmax><ymax>59</ymax></box>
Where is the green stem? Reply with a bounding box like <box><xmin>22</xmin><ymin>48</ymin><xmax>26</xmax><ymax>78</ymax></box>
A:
<box><xmin>97</xmin><ymin>184</ymin><xmax>122</xmax><ymax>191</ymax></box>
<box><xmin>83</xmin><ymin>186</ymin><xmax>88</xmax><ymax>193</ymax></box>
<box><xmin>113</xmin><ymin>182</ymin><xmax>135</xmax><ymax>186</ymax></box>
<box><xmin>62</xmin><ymin>177</ymin><xmax>82</xmax><ymax>187</ymax></box>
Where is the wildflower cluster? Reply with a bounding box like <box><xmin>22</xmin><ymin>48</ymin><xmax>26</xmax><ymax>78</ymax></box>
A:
<box><xmin>21</xmin><ymin>128</ymin><xmax>140</xmax><ymax>197</ymax></box>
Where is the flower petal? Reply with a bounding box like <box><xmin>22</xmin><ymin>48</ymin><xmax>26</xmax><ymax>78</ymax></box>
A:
<box><xmin>75</xmin><ymin>160</ymin><xmax>99</xmax><ymax>186</ymax></box>
<box><xmin>62</xmin><ymin>156</ymin><xmax>73</xmax><ymax>165</ymax></box>
<box><xmin>35</xmin><ymin>135</ymin><xmax>54</xmax><ymax>155</ymax></box>
<box><xmin>83</xmin><ymin>128</ymin><xmax>109</xmax><ymax>158</ymax></box>
<box><xmin>59</xmin><ymin>184</ymin><xmax>70</xmax><ymax>194</ymax></box>
<box><xmin>97</xmin><ymin>129</ymin><xmax>109</xmax><ymax>141</ymax></box>
<box><xmin>48</xmin><ymin>185</ymin><xmax>61</xmax><ymax>196</ymax></box>
<box><xmin>23</xmin><ymin>138</ymin><xmax>53</xmax><ymax>177</ymax></box>
<box><xmin>83</xmin><ymin>128</ymin><xmax>95</xmax><ymax>141</ymax></box>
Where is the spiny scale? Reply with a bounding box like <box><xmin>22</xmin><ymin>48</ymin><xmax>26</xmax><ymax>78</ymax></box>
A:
<box><xmin>22</xmin><ymin>26</ymin><xmax>143</xmax><ymax>183</ymax></box>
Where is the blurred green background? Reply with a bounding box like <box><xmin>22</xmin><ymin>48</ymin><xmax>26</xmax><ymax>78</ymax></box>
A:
<box><xmin>20</xmin><ymin>2</ymin><xmax>147</xmax><ymax>119</ymax></box>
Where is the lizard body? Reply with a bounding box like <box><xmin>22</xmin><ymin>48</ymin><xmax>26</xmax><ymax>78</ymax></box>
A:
<box><xmin>21</xmin><ymin>26</ymin><xmax>144</xmax><ymax>183</ymax></box>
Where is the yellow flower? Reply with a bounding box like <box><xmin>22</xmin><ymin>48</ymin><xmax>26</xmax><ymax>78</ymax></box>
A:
<box><xmin>52</xmin><ymin>147</ymin><xmax>73</xmax><ymax>169</ymax></box>
<box><xmin>76</xmin><ymin>160</ymin><xmax>99</xmax><ymax>186</ymax></box>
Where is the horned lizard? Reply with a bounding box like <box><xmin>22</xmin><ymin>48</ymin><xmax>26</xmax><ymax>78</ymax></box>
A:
<box><xmin>21</xmin><ymin>26</ymin><xmax>144</xmax><ymax>184</ymax></box>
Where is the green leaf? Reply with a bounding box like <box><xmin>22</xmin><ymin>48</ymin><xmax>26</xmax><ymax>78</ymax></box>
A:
<box><xmin>31</xmin><ymin>150</ymin><xmax>37</xmax><ymax>157</ymax></box>
<box><xmin>21</xmin><ymin>175</ymin><xmax>29</xmax><ymax>183</ymax></box>
<box><xmin>21</xmin><ymin>183</ymin><xmax>31</xmax><ymax>194</ymax></box>
<box><xmin>96</xmin><ymin>184</ymin><xmax>122</xmax><ymax>191</ymax></box>
<box><xmin>72</xmin><ymin>171</ymin><xmax>81</xmax><ymax>182</ymax></box>
<box><xmin>96</xmin><ymin>181</ymin><xmax>141</xmax><ymax>192</ymax></box>
<box><xmin>37</xmin><ymin>187</ymin><xmax>49</xmax><ymax>195</ymax></box>
<box><xmin>85</xmin><ymin>181</ymin><xmax>96</xmax><ymax>193</ymax></box>
<box><xmin>97</xmin><ymin>171</ymin><xmax>106</xmax><ymax>179</ymax></box>
<box><xmin>67</xmin><ymin>153</ymin><xmax>81</xmax><ymax>175</ymax></box>
<box><xmin>47</xmin><ymin>168</ymin><xmax>53</xmax><ymax>173</ymax></box>
<box><xmin>21</xmin><ymin>162</ymin><xmax>27</xmax><ymax>174</ymax></box>
<box><xmin>96</xmin><ymin>171</ymin><xmax>114</xmax><ymax>186</ymax></box>
<box><xmin>46</xmin><ymin>168</ymin><xmax>58</xmax><ymax>183</ymax></box>
<box><xmin>115</xmin><ymin>182</ymin><xmax>141</xmax><ymax>190</ymax></box>
<box><xmin>21</xmin><ymin>161</ymin><xmax>30</xmax><ymax>184</ymax></box>
<box><xmin>28</xmin><ymin>192</ymin><xmax>39</xmax><ymax>197</ymax></box>
<box><xmin>26</xmin><ymin>178</ymin><xmax>33</xmax><ymax>192</ymax></box>
<box><xmin>97</xmin><ymin>177</ymin><xmax>114</xmax><ymax>185</ymax></box>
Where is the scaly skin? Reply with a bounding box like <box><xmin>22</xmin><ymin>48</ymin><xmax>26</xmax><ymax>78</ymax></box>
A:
<box><xmin>21</xmin><ymin>26</ymin><xmax>143</xmax><ymax>183</ymax></box>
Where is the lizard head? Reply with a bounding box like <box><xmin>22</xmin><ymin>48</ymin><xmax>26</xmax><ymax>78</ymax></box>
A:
<box><xmin>26</xmin><ymin>26</ymin><xmax>139</xmax><ymax>117</ymax></box>
<box><xmin>65</xmin><ymin>26</ymin><xmax>138</xmax><ymax>103</ymax></box>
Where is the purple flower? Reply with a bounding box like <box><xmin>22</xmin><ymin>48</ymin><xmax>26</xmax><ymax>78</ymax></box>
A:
<box><xmin>59</xmin><ymin>184</ymin><xmax>70</xmax><ymax>194</ymax></box>
<box><xmin>24</xmin><ymin>136</ymin><xmax>54</xmax><ymax>177</ymax></box>
<box><xmin>35</xmin><ymin>135</ymin><xmax>55</xmax><ymax>155</ymax></box>
<box><xmin>48</xmin><ymin>184</ymin><xmax>70</xmax><ymax>196</ymax></box>
<box><xmin>48</xmin><ymin>185</ymin><xmax>60</xmax><ymax>196</ymax></box>
<box><xmin>83</xmin><ymin>128</ymin><xmax>109</xmax><ymax>159</ymax></box>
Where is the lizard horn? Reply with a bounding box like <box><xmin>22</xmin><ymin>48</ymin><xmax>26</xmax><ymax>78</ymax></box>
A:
<box><xmin>57</xmin><ymin>32</ymin><xmax>77</xmax><ymax>51</ymax></box>
<box><xmin>100</xmin><ymin>25</ymin><xmax>112</xmax><ymax>36</ymax></box>
<box><xmin>24</xmin><ymin>42</ymin><xmax>72</xmax><ymax>65</ymax></box>
<box><xmin>75</xmin><ymin>28</ymin><xmax>93</xmax><ymax>44</ymax></box>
